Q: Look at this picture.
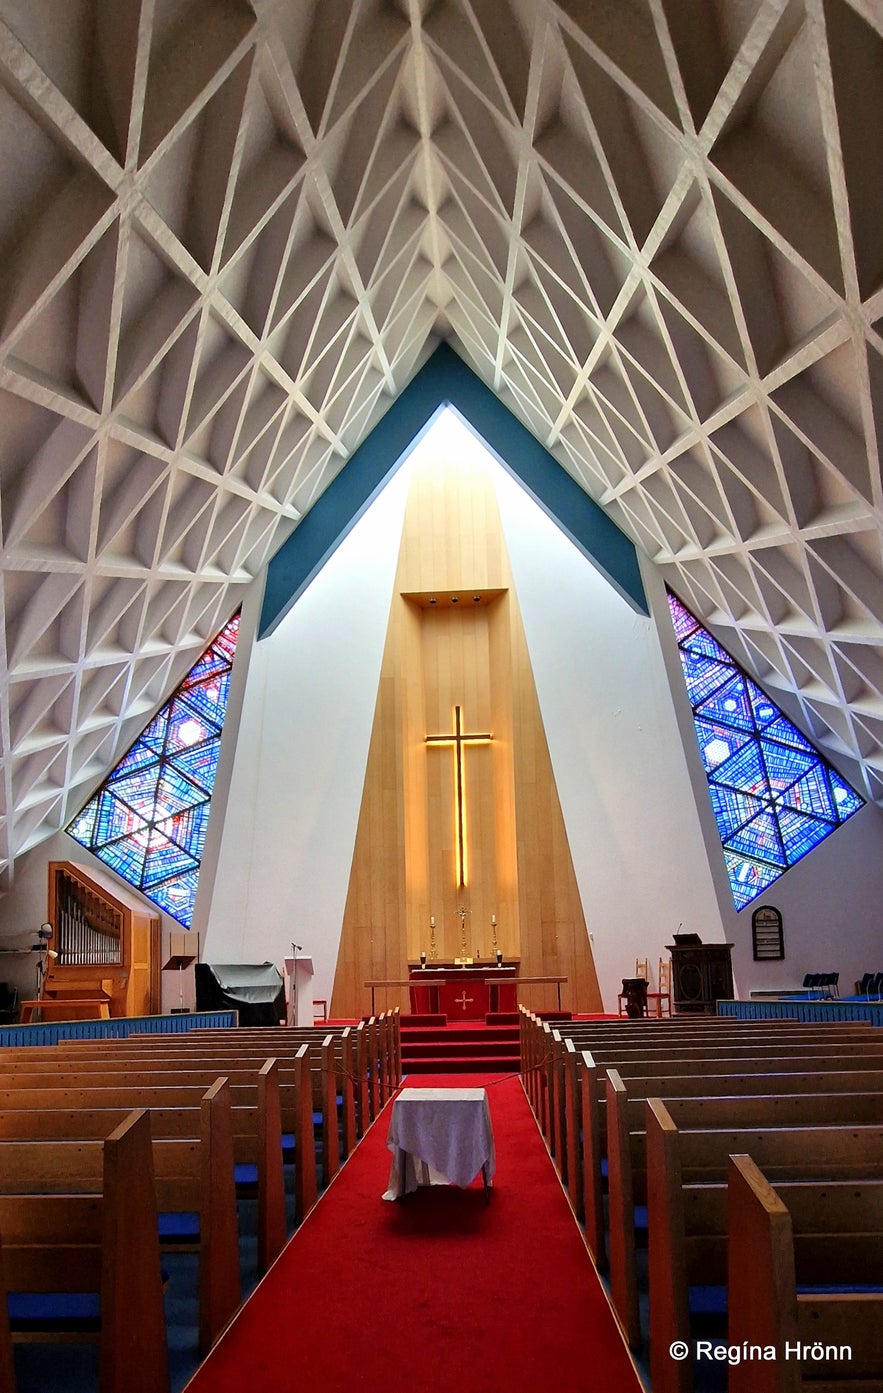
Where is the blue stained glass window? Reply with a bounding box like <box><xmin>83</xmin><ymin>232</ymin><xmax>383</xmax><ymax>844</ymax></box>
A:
<box><xmin>67</xmin><ymin>613</ymin><xmax>240</xmax><ymax>928</ymax></box>
<box><xmin>667</xmin><ymin>590</ymin><xmax>864</xmax><ymax>910</ymax></box>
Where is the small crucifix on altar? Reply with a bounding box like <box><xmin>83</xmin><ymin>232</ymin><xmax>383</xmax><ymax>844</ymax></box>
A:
<box><xmin>426</xmin><ymin>705</ymin><xmax>492</xmax><ymax>888</ymax></box>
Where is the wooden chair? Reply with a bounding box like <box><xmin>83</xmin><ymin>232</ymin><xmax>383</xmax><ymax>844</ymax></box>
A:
<box><xmin>645</xmin><ymin>958</ymin><xmax>672</xmax><ymax>1017</ymax></box>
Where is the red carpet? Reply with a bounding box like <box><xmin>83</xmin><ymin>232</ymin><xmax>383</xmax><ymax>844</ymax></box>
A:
<box><xmin>185</xmin><ymin>1074</ymin><xmax>642</xmax><ymax>1393</ymax></box>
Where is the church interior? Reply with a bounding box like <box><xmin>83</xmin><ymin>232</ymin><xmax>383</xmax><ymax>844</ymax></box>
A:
<box><xmin>0</xmin><ymin>1</ymin><xmax>882</xmax><ymax>1390</ymax></box>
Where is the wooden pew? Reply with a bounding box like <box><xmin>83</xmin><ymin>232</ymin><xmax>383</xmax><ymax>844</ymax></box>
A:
<box><xmin>518</xmin><ymin>1004</ymin><xmax>878</xmax><ymax>1111</ymax></box>
<box><xmin>516</xmin><ymin>1007</ymin><xmax>883</xmax><ymax>1251</ymax></box>
<box><xmin>728</xmin><ymin>1153</ymin><xmax>883</xmax><ymax>1393</ymax></box>
<box><xmin>0</xmin><ymin>1233</ymin><xmax>13</xmax><ymax>1393</ymax></box>
<box><xmin>645</xmin><ymin>1098</ymin><xmax>883</xmax><ymax>1393</ymax></box>
<box><xmin>575</xmin><ymin>1047</ymin><xmax>883</xmax><ymax>1271</ymax></box>
<box><xmin>520</xmin><ymin>1008</ymin><xmax>879</xmax><ymax>1156</ymax></box>
<box><xmin>0</xmin><ymin>1057</ymin><xmax>286</xmax><ymax>1278</ymax></box>
<box><xmin>0</xmin><ymin>1077</ymin><xmax>239</xmax><ymax>1356</ymax></box>
<box><xmin>0</xmin><ymin>1045</ymin><xmax>319</xmax><ymax>1221</ymax></box>
<box><xmin>559</xmin><ymin>1041</ymin><xmax>883</xmax><ymax>1276</ymax></box>
<box><xmin>606</xmin><ymin>1072</ymin><xmax>883</xmax><ymax>1351</ymax></box>
<box><xmin>73</xmin><ymin>1021</ymin><xmax>368</xmax><ymax>1147</ymax></box>
<box><xmin>189</xmin><ymin>1009</ymin><xmax>402</xmax><ymax>1114</ymax></box>
<box><xmin>543</xmin><ymin>1019</ymin><xmax>883</xmax><ymax>1160</ymax></box>
<box><xmin>0</xmin><ymin>1109</ymin><xmax>168</xmax><ymax>1393</ymax></box>
<box><xmin>7</xmin><ymin>1037</ymin><xmax>344</xmax><ymax>1186</ymax></box>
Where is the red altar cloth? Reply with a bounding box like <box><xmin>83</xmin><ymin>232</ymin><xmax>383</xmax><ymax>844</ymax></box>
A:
<box><xmin>408</xmin><ymin>965</ymin><xmax>518</xmax><ymax>1020</ymax></box>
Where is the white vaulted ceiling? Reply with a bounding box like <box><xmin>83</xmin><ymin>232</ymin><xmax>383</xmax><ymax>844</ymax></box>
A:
<box><xmin>1</xmin><ymin>0</ymin><xmax>882</xmax><ymax>890</ymax></box>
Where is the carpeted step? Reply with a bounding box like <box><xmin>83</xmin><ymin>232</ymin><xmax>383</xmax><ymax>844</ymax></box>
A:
<box><xmin>402</xmin><ymin>1055</ymin><xmax>518</xmax><ymax>1074</ymax></box>
<box><xmin>400</xmin><ymin>1025</ymin><xmax>519</xmax><ymax>1043</ymax></box>
<box><xmin>403</xmin><ymin>1039</ymin><xmax>519</xmax><ymax>1060</ymax></box>
<box><xmin>400</xmin><ymin>1021</ymin><xmax>521</xmax><ymax>1076</ymax></box>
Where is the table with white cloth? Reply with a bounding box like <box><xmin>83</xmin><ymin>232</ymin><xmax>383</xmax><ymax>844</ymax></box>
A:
<box><xmin>382</xmin><ymin>1087</ymin><xmax>495</xmax><ymax>1201</ymax></box>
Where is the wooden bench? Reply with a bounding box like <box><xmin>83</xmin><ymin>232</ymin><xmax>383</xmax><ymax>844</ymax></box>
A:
<box><xmin>0</xmin><ymin>1048</ymin><xmax>319</xmax><ymax>1229</ymax></box>
<box><xmin>89</xmin><ymin>1007</ymin><xmax>401</xmax><ymax>1136</ymax></box>
<box><xmin>559</xmin><ymin>1039</ymin><xmax>883</xmax><ymax>1272</ymax></box>
<box><xmin>47</xmin><ymin>1022</ymin><xmax>364</xmax><ymax>1140</ymax></box>
<box><xmin>606</xmin><ymin>1072</ymin><xmax>883</xmax><ymax>1350</ymax></box>
<box><xmin>0</xmin><ymin>1077</ymin><xmax>239</xmax><ymax>1356</ymax></box>
<box><xmin>646</xmin><ymin>1099</ymin><xmax>883</xmax><ymax>1393</ymax></box>
<box><xmin>728</xmin><ymin>1153</ymin><xmax>883</xmax><ymax>1392</ymax></box>
<box><xmin>5</xmin><ymin>1036</ymin><xmax>352</xmax><ymax>1188</ymax></box>
<box><xmin>520</xmin><ymin>1008</ymin><xmax>880</xmax><ymax>1155</ymax></box>
<box><xmin>0</xmin><ymin>1057</ymin><xmax>287</xmax><ymax>1277</ymax></box>
<box><xmin>18</xmin><ymin>998</ymin><xmax>110</xmax><ymax>1022</ymax></box>
<box><xmin>0</xmin><ymin>1108</ymin><xmax>167</xmax><ymax>1393</ymax></box>
<box><xmin>196</xmin><ymin>1010</ymin><xmax>402</xmax><ymax>1121</ymax></box>
<box><xmin>541</xmin><ymin>1019</ymin><xmax>883</xmax><ymax>1151</ymax></box>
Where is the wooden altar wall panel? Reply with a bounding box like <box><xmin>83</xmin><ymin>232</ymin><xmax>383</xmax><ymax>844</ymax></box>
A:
<box><xmin>331</xmin><ymin>443</ymin><xmax>604</xmax><ymax>1020</ymax></box>
<box><xmin>492</xmin><ymin>589</ymin><xmax>603</xmax><ymax>1016</ymax></box>
<box><xmin>331</xmin><ymin>618</ymin><xmax>410</xmax><ymax>1019</ymax></box>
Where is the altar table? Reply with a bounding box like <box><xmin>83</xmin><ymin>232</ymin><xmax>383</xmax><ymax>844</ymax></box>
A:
<box><xmin>382</xmin><ymin>1086</ymin><xmax>495</xmax><ymax>1200</ymax></box>
<box><xmin>408</xmin><ymin>965</ymin><xmax>518</xmax><ymax>1019</ymax></box>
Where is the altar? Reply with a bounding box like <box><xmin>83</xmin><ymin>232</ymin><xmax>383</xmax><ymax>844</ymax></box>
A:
<box><xmin>408</xmin><ymin>963</ymin><xmax>518</xmax><ymax>1020</ymax></box>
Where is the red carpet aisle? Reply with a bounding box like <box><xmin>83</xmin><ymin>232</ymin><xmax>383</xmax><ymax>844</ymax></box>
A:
<box><xmin>185</xmin><ymin>1074</ymin><xmax>643</xmax><ymax>1393</ymax></box>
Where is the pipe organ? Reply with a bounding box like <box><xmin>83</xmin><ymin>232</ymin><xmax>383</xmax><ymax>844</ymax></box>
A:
<box><xmin>44</xmin><ymin>861</ymin><xmax>161</xmax><ymax>1017</ymax></box>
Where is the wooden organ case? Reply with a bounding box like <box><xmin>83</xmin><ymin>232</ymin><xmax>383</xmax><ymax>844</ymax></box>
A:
<box><xmin>44</xmin><ymin>861</ymin><xmax>162</xmax><ymax>1018</ymax></box>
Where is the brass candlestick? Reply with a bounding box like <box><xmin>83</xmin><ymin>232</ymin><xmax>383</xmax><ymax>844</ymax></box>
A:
<box><xmin>458</xmin><ymin>905</ymin><xmax>468</xmax><ymax>958</ymax></box>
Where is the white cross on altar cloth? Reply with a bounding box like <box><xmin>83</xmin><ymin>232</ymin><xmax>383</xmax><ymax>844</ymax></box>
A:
<box><xmin>382</xmin><ymin>1087</ymin><xmax>495</xmax><ymax>1199</ymax></box>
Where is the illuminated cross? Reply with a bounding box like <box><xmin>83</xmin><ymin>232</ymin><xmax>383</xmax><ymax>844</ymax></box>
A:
<box><xmin>454</xmin><ymin>990</ymin><xmax>473</xmax><ymax>1012</ymax></box>
<box><xmin>426</xmin><ymin>706</ymin><xmax>492</xmax><ymax>888</ymax></box>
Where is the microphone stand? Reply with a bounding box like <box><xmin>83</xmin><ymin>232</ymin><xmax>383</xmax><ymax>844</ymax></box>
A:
<box><xmin>290</xmin><ymin>942</ymin><xmax>303</xmax><ymax>1027</ymax></box>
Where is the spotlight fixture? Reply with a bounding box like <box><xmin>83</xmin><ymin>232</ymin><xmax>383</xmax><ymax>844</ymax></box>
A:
<box><xmin>450</xmin><ymin>596</ymin><xmax>459</xmax><ymax>603</ymax></box>
<box><xmin>429</xmin><ymin>597</ymin><xmax>437</xmax><ymax>605</ymax></box>
<box><xmin>473</xmin><ymin>595</ymin><xmax>481</xmax><ymax>603</ymax></box>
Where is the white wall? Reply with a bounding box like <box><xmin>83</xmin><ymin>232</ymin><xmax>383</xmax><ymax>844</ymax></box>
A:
<box><xmin>200</xmin><ymin>458</ymin><xmax>414</xmax><ymax>1009</ymax></box>
<box><xmin>493</xmin><ymin>465</ymin><xmax>726</xmax><ymax>1009</ymax></box>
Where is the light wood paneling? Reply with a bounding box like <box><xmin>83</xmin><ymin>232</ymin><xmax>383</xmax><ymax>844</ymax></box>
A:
<box><xmin>332</xmin><ymin>442</ymin><xmax>602</xmax><ymax>1019</ymax></box>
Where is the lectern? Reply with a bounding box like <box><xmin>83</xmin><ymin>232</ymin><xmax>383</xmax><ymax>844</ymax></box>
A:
<box><xmin>163</xmin><ymin>932</ymin><xmax>198</xmax><ymax>1014</ymax></box>
<box><xmin>667</xmin><ymin>936</ymin><xmax>734</xmax><ymax>1014</ymax></box>
<box><xmin>284</xmin><ymin>954</ymin><xmax>315</xmax><ymax>1027</ymax></box>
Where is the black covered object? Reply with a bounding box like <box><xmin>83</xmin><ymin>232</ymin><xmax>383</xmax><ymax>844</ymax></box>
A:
<box><xmin>195</xmin><ymin>962</ymin><xmax>286</xmax><ymax>1026</ymax></box>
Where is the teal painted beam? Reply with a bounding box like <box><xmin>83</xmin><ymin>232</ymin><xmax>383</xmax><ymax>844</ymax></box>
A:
<box><xmin>259</xmin><ymin>342</ymin><xmax>646</xmax><ymax>637</ymax></box>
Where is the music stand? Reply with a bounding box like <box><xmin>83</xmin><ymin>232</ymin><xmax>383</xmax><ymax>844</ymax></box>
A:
<box><xmin>163</xmin><ymin>932</ymin><xmax>198</xmax><ymax>1014</ymax></box>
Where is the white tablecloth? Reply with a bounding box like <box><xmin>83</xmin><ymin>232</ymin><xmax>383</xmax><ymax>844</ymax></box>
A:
<box><xmin>382</xmin><ymin>1087</ymin><xmax>496</xmax><ymax>1200</ymax></box>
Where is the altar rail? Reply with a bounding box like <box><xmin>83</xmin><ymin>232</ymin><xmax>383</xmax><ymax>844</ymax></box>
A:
<box><xmin>0</xmin><ymin>1009</ymin><xmax>237</xmax><ymax>1047</ymax></box>
<box><xmin>719</xmin><ymin>999</ymin><xmax>883</xmax><ymax>1025</ymax></box>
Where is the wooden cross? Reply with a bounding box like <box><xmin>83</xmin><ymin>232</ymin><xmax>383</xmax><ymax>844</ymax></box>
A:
<box><xmin>454</xmin><ymin>990</ymin><xmax>473</xmax><ymax>1012</ymax></box>
<box><xmin>426</xmin><ymin>706</ymin><xmax>491</xmax><ymax>888</ymax></box>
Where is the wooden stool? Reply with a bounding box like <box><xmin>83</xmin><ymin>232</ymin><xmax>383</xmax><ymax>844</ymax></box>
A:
<box><xmin>618</xmin><ymin>959</ymin><xmax>650</xmax><ymax>1016</ymax></box>
<box><xmin>20</xmin><ymin>998</ymin><xmax>110</xmax><ymax>1023</ymax></box>
<box><xmin>313</xmin><ymin>999</ymin><xmax>328</xmax><ymax>1023</ymax></box>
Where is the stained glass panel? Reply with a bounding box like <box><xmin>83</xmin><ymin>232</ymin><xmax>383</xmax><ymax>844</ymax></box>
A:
<box><xmin>724</xmin><ymin>853</ymin><xmax>781</xmax><ymax>910</ymax></box>
<box><xmin>67</xmin><ymin>613</ymin><xmax>240</xmax><ymax>928</ymax></box>
<box><xmin>667</xmin><ymin>590</ymin><xmax>864</xmax><ymax>909</ymax></box>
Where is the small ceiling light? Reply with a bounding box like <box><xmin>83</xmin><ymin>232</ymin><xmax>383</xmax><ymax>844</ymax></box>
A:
<box><xmin>450</xmin><ymin>596</ymin><xmax>459</xmax><ymax>603</ymax></box>
<box><xmin>473</xmin><ymin>595</ymin><xmax>481</xmax><ymax>603</ymax></box>
<box><xmin>429</xmin><ymin>597</ymin><xmax>437</xmax><ymax>604</ymax></box>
